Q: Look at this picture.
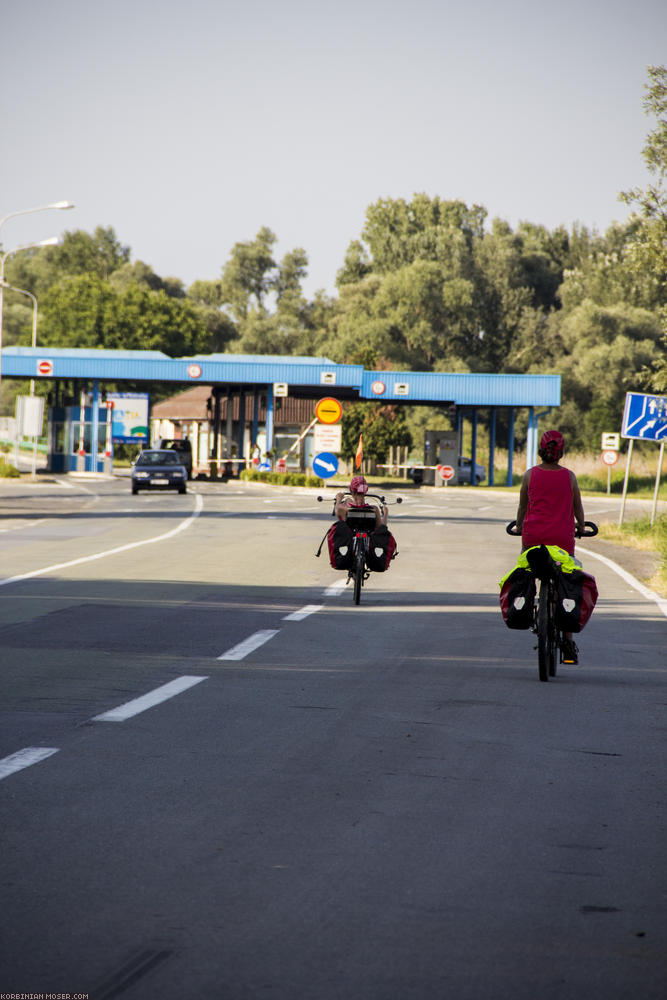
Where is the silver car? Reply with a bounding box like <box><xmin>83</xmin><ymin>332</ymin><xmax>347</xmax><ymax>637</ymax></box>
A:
<box><xmin>457</xmin><ymin>456</ymin><xmax>485</xmax><ymax>484</ymax></box>
<box><xmin>131</xmin><ymin>449</ymin><xmax>188</xmax><ymax>494</ymax></box>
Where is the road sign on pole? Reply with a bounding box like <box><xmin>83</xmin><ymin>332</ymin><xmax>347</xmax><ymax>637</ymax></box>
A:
<box><xmin>601</xmin><ymin>432</ymin><xmax>620</xmax><ymax>450</ymax></box>
<box><xmin>315</xmin><ymin>397</ymin><xmax>342</xmax><ymax>424</ymax></box>
<box><xmin>438</xmin><ymin>464</ymin><xmax>455</xmax><ymax>484</ymax></box>
<box><xmin>314</xmin><ymin>423</ymin><xmax>342</xmax><ymax>453</ymax></box>
<box><xmin>621</xmin><ymin>392</ymin><xmax>667</xmax><ymax>441</ymax></box>
<box><xmin>312</xmin><ymin>452</ymin><xmax>339</xmax><ymax>478</ymax></box>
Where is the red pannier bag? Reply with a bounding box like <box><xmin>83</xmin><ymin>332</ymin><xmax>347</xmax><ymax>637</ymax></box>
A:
<box><xmin>365</xmin><ymin>524</ymin><xmax>397</xmax><ymax>572</ymax></box>
<box><xmin>554</xmin><ymin>569</ymin><xmax>598</xmax><ymax>633</ymax></box>
<box><xmin>327</xmin><ymin>521</ymin><xmax>353</xmax><ymax>570</ymax></box>
<box><xmin>499</xmin><ymin>567</ymin><xmax>536</xmax><ymax>629</ymax></box>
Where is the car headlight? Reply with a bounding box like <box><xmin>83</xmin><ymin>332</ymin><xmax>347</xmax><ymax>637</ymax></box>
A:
<box><xmin>135</xmin><ymin>471</ymin><xmax>150</xmax><ymax>479</ymax></box>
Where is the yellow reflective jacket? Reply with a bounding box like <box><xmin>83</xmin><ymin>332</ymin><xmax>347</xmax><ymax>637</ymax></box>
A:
<box><xmin>499</xmin><ymin>545</ymin><xmax>582</xmax><ymax>589</ymax></box>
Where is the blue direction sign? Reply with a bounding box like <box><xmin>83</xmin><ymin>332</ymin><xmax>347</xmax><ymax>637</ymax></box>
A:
<box><xmin>622</xmin><ymin>392</ymin><xmax>667</xmax><ymax>441</ymax></box>
<box><xmin>312</xmin><ymin>451</ymin><xmax>339</xmax><ymax>478</ymax></box>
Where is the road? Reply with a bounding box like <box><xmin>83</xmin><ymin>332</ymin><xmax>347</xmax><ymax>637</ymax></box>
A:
<box><xmin>0</xmin><ymin>475</ymin><xmax>665</xmax><ymax>1000</ymax></box>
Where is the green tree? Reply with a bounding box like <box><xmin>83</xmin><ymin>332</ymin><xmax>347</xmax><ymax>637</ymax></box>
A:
<box><xmin>39</xmin><ymin>275</ymin><xmax>208</xmax><ymax>356</ymax></box>
<box><xmin>219</xmin><ymin>227</ymin><xmax>278</xmax><ymax>321</ymax></box>
<box><xmin>620</xmin><ymin>64</ymin><xmax>667</xmax><ymax>390</ymax></box>
<box><xmin>340</xmin><ymin>402</ymin><xmax>412</xmax><ymax>466</ymax></box>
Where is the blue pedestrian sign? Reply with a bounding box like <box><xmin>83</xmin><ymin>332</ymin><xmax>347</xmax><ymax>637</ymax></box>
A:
<box><xmin>312</xmin><ymin>452</ymin><xmax>339</xmax><ymax>478</ymax></box>
<box><xmin>622</xmin><ymin>392</ymin><xmax>667</xmax><ymax>441</ymax></box>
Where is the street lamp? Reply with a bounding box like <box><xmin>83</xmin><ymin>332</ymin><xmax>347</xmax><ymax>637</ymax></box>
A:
<box><xmin>0</xmin><ymin>200</ymin><xmax>74</xmax><ymax>236</ymax></box>
<box><xmin>0</xmin><ymin>237</ymin><xmax>59</xmax><ymax>386</ymax></box>
<box><xmin>1</xmin><ymin>281</ymin><xmax>42</xmax><ymax>478</ymax></box>
<box><xmin>1</xmin><ymin>282</ymin><xmax>39</xmax><ymax>391</ymax></box>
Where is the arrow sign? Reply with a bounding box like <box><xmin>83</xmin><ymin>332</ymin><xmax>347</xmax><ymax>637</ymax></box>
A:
<box><xmin>312</xmin><ymin>452</ymin><xmax>339</xmax><ymax>478</ymax></box>
<box><xmin>622</xmin><ymin>392</ymin><xmax>667</xmax><ymax>441</ymax></box>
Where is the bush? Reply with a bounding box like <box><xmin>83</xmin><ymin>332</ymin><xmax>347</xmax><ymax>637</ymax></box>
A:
<box><xmin>240</xmin><ymin>468</ymin><xmax>323</xmax><ymax>488</ymax></box>
<box><xmin>0</xmin><ymin>460</ymin><xmax>20</xmax><ymax>478</ymax></box>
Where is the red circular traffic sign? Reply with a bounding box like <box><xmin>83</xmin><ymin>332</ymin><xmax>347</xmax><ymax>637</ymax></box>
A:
<box><xmin>438</xmin><ymin>464</ymin><xmax>455</xmax><ymax>481</ymax></box>
<box><xmin>370</xmin><ymin>380</ymin><xmax>386</xmax><ymax>395</ymax></box>
<box><xmin>601</xmin><ymin>450</ymin><xmax>619</xmax><ymax>466</ymax></box>
<box><xmin>37</xmin><ymin>359</ymin><xmax>53</xmax><ymax>376</ymax></box>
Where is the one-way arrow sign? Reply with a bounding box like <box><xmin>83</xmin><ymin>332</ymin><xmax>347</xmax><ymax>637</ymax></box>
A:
<box><xmin>312</xmin><ymin>452</ymin><xmax>339</xmax><ymax>478</ymax></box>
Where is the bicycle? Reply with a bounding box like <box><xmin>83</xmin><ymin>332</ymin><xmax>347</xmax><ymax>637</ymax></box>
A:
<box><xmin>505</xmin><ymin>520</ymin><xmax>598</xmax><ymax>682</ymax></box>
<box><xmin>317</xmin><ymin>492</ymin><xmax>402</xmax><ymax>604</ymax></box>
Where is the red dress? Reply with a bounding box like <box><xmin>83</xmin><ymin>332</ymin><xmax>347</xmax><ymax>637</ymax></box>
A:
<box><xmin>522</xmin><ymin>466</ymin><xmax>575</xmax><ymax>554</ymax></box>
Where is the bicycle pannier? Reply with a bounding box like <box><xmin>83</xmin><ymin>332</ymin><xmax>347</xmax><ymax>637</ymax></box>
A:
<box><xmin>499</xmin><ymin>567</ymin><xmax>536</xmax><ymax>629</ymax></box>
<box><xmin>365</xmin><ymin>525</ymin><xmax>397</xmax><ymax>572</ymax></box>
<box><xmin>327</xmin><ymin>521</ymin><xmax>353</xmax><ymax>570</ymax></box>
<box><xmin>554</xmin><ymin>569</ymin><xmax>598</xmax><ymax>632</ymax></box>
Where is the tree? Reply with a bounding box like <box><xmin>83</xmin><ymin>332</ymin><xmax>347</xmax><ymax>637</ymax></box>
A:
<box><xmin>39</xmin><ymin>275</ymin><xmax>209</xmax><ymax>356</ymax></box>
<box><xmin>340</xmin><ymin>402</ymin><xmax>412</xmax><ymax>466</ymax></box>
<box><xmin>619</xmin><ymin>65</ymin><xmax>667</xmax><ymax>392</ymax></box>
<box><xmin>219</xmin><ymin>227</ymin><xmax>278</xmax><ymax>321</ymax></box>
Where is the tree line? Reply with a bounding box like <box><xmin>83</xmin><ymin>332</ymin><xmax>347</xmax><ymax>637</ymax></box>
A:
<box><xmin>2</xmin><ymin>66</ymin><xmax>665</xmax><ymax>457</ymax></box>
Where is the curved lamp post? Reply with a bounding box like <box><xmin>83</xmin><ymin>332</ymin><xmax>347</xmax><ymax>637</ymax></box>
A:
<box><xmin>0</xmin><ymin>200</ymin><xmax>74</xmax><ymax>390</ymax></box>
<box><xmin>1</xmin><ymin>282</ymin><xmax>38</xmax><ymax>391</ymax></box>
<box><xmin>0</xmin><ymin>200</ymin><xmax>74</xmax><ymax>235</ymax></box>
<box><xmin>1</xmin><ymin>281</ymin><xmax>42</xmax><ymax>478</ymax></box>
<box><xmin>0</xmin><ymin>237</ymin><xmax>59</xmax><ymax>387</ymax></box>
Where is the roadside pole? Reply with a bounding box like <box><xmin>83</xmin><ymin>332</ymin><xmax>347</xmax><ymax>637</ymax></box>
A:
<box><xmin>619</xmin><ymin>439</ymin><xmax>633</xmax><ymax>526</ymax></box>
<box><xmin>651</xmin><ymin>440</ymin><xmax>665</xmax><ymax>526</ymax></box>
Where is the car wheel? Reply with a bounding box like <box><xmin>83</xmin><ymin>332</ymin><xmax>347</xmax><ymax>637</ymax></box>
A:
<box><xmin>132</xmin><ymin>486</ymin><xmax>139</xmax><ymax>494</ymax></box>
<box><xmin>178</xmin><ymin>485</ymin><xmax>187</xmax><ymax>494</ymax></box>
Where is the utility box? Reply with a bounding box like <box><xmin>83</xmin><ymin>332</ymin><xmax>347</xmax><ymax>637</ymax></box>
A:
<box><xmin>424</xmin><ymin>430</ymin><xmax>458</xmax><ymax>486</ymax></box>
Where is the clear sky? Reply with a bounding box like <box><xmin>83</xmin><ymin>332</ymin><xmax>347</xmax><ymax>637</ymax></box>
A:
<box><xmin>2</xmin><ymin>0</ymin><xmax>665</xmax><ymax>299</ymax></box>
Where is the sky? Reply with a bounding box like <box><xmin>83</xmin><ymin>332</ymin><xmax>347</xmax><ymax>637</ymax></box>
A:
<box><xmin>2</xmin><ymin>0</ymin><xmax>666</xmax><ymax>300</ymax></box>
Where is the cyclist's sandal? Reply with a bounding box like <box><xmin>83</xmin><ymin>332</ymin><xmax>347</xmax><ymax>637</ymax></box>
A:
<box><xmin>561</xmin><ymin>639</ymin><xmax>579</xmax><ymax>665</ymax></box>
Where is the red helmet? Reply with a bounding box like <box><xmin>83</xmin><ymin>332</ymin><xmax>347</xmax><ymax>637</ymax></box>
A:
<box><xmin>350</xmin><ymin>475</ymin><xmax>368</xmax><ymax>494</ymax></box>
<box><xmin>539</xmin><ymin>429</ymin><xmax>564</xmax><ymax>460</ymax></box>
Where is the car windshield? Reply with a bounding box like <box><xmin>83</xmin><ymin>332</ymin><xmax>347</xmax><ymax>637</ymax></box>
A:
<box><xmin>137</xmin><ymin>451</ymin><xmax>180</xmax><ymax>466</ymax></box>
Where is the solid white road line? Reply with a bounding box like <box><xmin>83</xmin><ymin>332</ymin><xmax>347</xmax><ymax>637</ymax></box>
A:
<box><xmin>218</xmin><ymin>629</ymin><xmax>279</xmax><ymax>661</ymax></box>
<box><xmin>283</xmin><ymin>605</ymin><xmax>323</xmax><ymax>621</ymax></box>
<box><xmin>0</xmin><ymin>493</ymin><xmax>204</xmax><ymax>587</ymax></box>
<box><xmin>578</xmin><ymin>545</ymin><xmax>667</xmax><ymax>619</ymax></box>
<box><xmin>0</xmin><ymin>747</ymin><xmax>59</xmax><ymax>781</ymax></box>
<box><xmin>92</xmin><ymin>675</ymin><xmax>209</xmax><ymax>722</ymax></box>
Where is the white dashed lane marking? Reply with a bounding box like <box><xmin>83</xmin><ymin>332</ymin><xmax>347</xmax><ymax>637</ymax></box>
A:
<box><xmin>0</xmin><ymin>747</ymin><xmax>59</xmax><ymax>781</ymax></box>
<box><xmin>92</xmin><ymin>675</ymin><xmax>209</xmax><ymax>722</ymax></box>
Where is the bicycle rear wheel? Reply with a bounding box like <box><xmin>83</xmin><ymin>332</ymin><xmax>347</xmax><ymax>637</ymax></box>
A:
<box><xmin>537</xmin><ymin>579</ymin><xmax>557</xmax><ymax>682</ymax></box>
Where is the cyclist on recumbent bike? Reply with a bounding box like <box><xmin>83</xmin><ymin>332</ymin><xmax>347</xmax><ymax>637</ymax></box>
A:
<box><xmin>327</xmin><ymin>475</ymin><xmax>396</xmax><ymax>584</ymax></box>
<box><xmin>515</xmin><ymin>429</ymin><xmax>586</xmax><ymax>664</ymax></box>
<box><xmin>335</xmin><ymin>475</ymin><xmax>388</xmax><ymax>529</ymax></box>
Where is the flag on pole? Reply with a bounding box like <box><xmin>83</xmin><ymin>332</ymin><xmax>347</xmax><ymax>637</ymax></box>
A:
<box><xmin>355</xmin><ymin>434</ymin><xmax>363</xmax><ymax>470</ymax></box>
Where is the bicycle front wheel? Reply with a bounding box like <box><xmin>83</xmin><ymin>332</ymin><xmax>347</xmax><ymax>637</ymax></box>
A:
<box><xmin>537</xmin><ymin>579</ymin><xmax>558</xmax><ymax>682</ymax></box>
<box><xmin>353</xmin><ymin>551</ymin><xmax>364</xmax><ymax>604</ymax></box>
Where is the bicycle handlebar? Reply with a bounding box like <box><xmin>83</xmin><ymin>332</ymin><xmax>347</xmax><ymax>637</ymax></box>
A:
<box><xmin>316</xmin><ymin>493</ymin><xmax>403</xmax><ymax>505</ymax></box>
<box><xmin>506</xmin><ymin>519</ymin><xmax>598</xmax><ymax>538</ymax></box>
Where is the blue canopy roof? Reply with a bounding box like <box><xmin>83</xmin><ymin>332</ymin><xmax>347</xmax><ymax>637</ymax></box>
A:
<box><xmin>2</xmin><ymin>347</ymin><xmax>560</xmax><ymax>407</ymax></box>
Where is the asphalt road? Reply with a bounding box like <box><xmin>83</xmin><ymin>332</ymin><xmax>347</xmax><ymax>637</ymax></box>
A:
<box><xmin>0</xmin><ymin>475</ymin><xmax>665</xmax><ymax>1000</ymax></box>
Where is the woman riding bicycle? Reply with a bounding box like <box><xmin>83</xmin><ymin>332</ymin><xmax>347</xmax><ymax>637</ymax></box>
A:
<box><xmin>515</xmin><ymin>429</ymin><xmax>586</xmax><ymax>663</ymax></box>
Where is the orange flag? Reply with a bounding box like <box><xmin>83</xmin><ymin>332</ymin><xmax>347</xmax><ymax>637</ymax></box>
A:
<box><xmin>355</xmin><ymin>433</ymin><xmax>363</xmax><ymax>470</ymax></box>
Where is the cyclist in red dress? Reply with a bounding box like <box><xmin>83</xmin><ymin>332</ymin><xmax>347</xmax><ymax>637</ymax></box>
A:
<box><xmin>515</xmin><ymin>430</ymin><xmax>586</xmax><ymax>663</ymax></box>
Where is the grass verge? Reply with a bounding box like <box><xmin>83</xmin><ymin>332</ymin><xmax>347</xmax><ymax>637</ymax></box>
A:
<box><xmin>598</xmin><ymin>515</ymin><xmax>667</xmax><ymax>597</ymax></box>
